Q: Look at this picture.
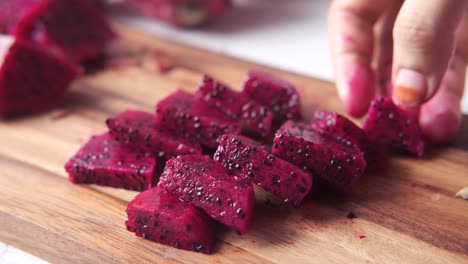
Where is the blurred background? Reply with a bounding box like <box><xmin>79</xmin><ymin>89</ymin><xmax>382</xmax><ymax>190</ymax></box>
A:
<box><xmin>1</xmin><ymin>0</ymin><xmax>467</xmax><ymax>262</ymax></box>
<box><xmin>117</xmin><ymin>0</ymin><xmax>468</xmax><ymax>112</ymax></box>
<box><xmin>119</xmin><ymin>0</ymin><xmax>332</xmax><ymax>80</ymax></box>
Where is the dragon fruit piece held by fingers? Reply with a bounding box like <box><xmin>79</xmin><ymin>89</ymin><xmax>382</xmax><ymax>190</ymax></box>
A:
<box><xmin>311</xmin><ymin>111</ymin><xmax>388</xmax><ymax>169</ymax></box>
<box><xmin>363</xmin><ymin>96</ymin><xmax>425</xmax><ymax>157</ymax></box>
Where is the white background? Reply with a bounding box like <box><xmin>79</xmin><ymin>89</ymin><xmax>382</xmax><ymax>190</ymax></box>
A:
<box><xmin>2</xmin><ymin>0</ymin><xmax>467</xmax><ymax>262</ymax></box>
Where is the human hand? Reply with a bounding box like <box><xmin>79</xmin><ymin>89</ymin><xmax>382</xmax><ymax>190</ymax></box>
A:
<box><xmin>328</xmin><ymin>0</ymin><xmax>467</xmax><ymax>143</ymax></box>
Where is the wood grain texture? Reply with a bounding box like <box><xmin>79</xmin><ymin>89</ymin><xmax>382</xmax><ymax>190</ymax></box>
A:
<box><xmin>0</xmin><ymin>24</ymin><xmax>467</xmax><ymax>264</ymax></box>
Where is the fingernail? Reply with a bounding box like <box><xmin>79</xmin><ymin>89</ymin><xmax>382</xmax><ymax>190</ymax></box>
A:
<box><xmin>393</xmin><ymin>69</ymin><xmax>427</xmax><ymax>107</ymax></box>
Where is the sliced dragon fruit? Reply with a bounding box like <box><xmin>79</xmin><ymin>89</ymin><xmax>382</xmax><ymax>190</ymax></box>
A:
<box><xmin>13</xmin><ymin>0</ymin><xmax>115</xmax><ymax>62</ymax></box>
<box><xmin>126</xmin><ymin>186</ymin><xmax>216</xmax><ymax>254</ymax></box>
<box><xmin>242</xmin><ymin>70</ymin><xmax>302</xmax><ymax>121</ymax></box>
<box><xmin>106</xmin><ymin>110</ymin><xmax>202</xmax><ymax>159</ymax></box>
<box><xmin>196</xmin><ymin>75</ymin><xmax>273</xmax><ymax>137</ymax></box>
<box><xmin>363</xmin><ymin>96</ymin><xmax>425</xmax><ymax>157</ymax></box>
<box><xmin>0</xmin><ymin>0</ymin><xmax>39</xmax><ymax>34</ymax></box>
<box><xmin>159</xmin><ymin>155</ymin><xmax>255</xmax><ymax>234</ymax></box>
<box><xmin>272</xmin><ymin>121</ymin><xmax>367</xmax><ymax>190</ymax></box>
<box><xmin>65</xmin><ymin>133</ymin><xmax>156</xmax><ymax>191</ymax></box>
<box><xmin>0</xmin><ymin>35</ymin><xmax>79</xmax><ymax>117</ymax></box>
<box><xmin>214</xmin><ymin>134</ymin><xmax>313</xmax><ymax>206</ymax></box>
<box><xmin>155</xmin><ymin>89</ymin><xmax>241</xmax><ymax>149</ymax></box>
<box><xmin>311</xmin><ymin>111</ymin><xmax>388</xmax><ymax>169</ymax></box>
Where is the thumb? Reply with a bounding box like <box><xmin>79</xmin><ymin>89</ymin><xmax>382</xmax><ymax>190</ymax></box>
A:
<box><xmin>391</xmin><ymin>0</ymin><xmax>467</xmax><ymax>107</ymax></box>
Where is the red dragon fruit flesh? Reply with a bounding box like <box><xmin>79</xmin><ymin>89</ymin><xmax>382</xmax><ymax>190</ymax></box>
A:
<box><xmin>12</xmin><ymin>0</ymin><xmax>116</xmax><ymax>62</ymax></box>
<box><xmin>242</xmin><ymin>70</ymin><xmax>302</xmax><ymax>121</ymax></box>
<box><xmin>311</xmin><ymin>111</ymin><xmax>388</xmax><ymax>169</ymax></box>
<box><xmin>214</xmin><ymin>134</ymin><xmax>313</xmax><ymax>206</ymax></box>
<box><xmin>65</xmin><ymin>133</ymin><xmax>156</xmax><ymax>191</ymax></box>
<box><xmin>0</xmin><ymin>0</ymin><xmax>39</xmax><ymax>34</ymax></box>
<box><xmin>159</xmin><ymin>155</ymin><xmax>255</xmax><ymax>234</ymax></box>
<box><xmin>272</xmin><ymin>121</ymin><xmax>367</xmax><ymax>190</ymax></box>
<box><xmin>106</xmin><ymin>110</ymin><xmax>202</xmax><ymax>159</ymax></box>
<box><xmin>363</xmin><ymin>96</ymin><xmax>425</xmax><ymax>157</ymax></box>
<box><xmin>155</xmin><ymin>89</ymin><xmax>241</xmax><ymax>149</ymax></box>
<box><xmin>0</xmin><ymin>35</ymin><xmax>79</xmax><ymax>117</ymax></box>
<box><xmin>196</xmin><ymin>75</ymin><xmax>273</xmax><ymax>137</ymax></box>
<box><xmin>126</xmin><ymin>186</ymin><xmax>216</xmax><ymax>254</ymax></box>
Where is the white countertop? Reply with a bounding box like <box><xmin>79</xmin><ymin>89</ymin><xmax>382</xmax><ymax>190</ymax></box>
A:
<box><xmin>2</xmin><ymin>0</ymin><xmax>467</xmax><ymax>262</ymax></box>
<box><xmin>0</xmin><ymin>243</ymin><xmax>47</xmax><ymax>264</ymax></box>
<box><xmin>122</xmin><ymin>0</ymin><xmax>334</xmax><ymax>80</ymax></box>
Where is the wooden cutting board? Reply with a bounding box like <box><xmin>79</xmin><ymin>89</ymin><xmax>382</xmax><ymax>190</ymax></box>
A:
<box><xmin>1</xmin><ymin>24</ymin><xmax>467</xmax><ymax>264</ymax></box>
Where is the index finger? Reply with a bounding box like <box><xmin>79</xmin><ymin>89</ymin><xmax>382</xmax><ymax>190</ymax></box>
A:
<box><xmin>328</xmin><ymin>0</ymin><xmax>390</xmax><ymax>117</ymax></box>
